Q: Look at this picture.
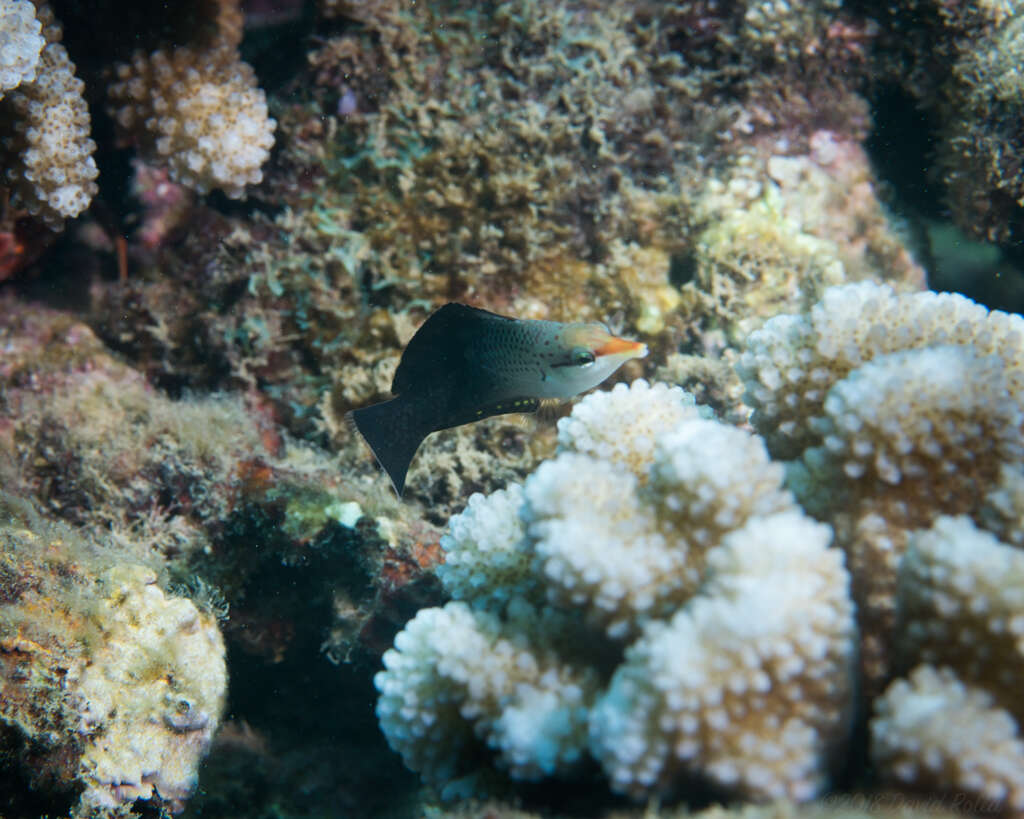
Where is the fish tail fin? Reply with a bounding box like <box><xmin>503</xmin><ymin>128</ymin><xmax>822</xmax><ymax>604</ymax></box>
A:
<box><xmin>348</xmin><ymin>396</ymin><xmax>430</xmax><ymax>497</ymax></box>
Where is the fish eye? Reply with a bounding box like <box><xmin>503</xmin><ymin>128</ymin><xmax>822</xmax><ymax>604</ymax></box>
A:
<box><xmin>571</xmin><ymin>347</ymin><xmax>595</xmax><ymax>367</ymax></box>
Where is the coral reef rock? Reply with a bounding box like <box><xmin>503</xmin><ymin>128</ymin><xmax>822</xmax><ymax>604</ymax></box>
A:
<box><xmin>934</xmin><ymin>11</ymin><xmax>1024</xmax><ymax>245</ymax></box>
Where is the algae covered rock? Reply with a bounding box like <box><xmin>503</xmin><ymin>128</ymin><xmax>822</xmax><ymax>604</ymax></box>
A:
<box><xmin>0</xmin><ymin>494</ymin><xmax>227</xmax><ymax>816</ymax></box>
<box><xmin>76</xmin><ymin>564</ymin><xmax>227</xmax><ymax>812</ymax></box>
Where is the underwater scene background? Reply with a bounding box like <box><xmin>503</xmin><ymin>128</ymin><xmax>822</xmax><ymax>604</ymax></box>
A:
<box><xmin>1</xmin><ymin>0</ymin><xmax>1024</xmax><ymax>817</ymax></box>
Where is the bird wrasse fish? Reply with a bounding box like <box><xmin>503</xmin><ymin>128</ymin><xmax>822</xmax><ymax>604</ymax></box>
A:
<box><xmin>348</xmin><ymin>303</ymin><xmax>648</xmax><ymax>496</ymax></box>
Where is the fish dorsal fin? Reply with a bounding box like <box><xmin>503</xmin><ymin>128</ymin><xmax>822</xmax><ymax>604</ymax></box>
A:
<box><xmin>391</xmin><ymin>303</ymin><xmax>515</xmax><ymax>395</ymax></box>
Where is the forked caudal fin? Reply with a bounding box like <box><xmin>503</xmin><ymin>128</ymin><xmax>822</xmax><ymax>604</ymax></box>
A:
<box><xmin>348</xmin><ymin>395</ymin><xmax>431</xmax><ymax>497</ymax></box>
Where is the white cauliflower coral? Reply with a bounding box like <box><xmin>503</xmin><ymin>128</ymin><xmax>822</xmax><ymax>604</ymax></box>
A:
<box><xmin>524</xmin><ymin>452</ymin><xmax>682</xmax><ymax>639</ymax></box>
<box><xmin>375</xmin><ymin>381</ymin><xmax>857</xmax><ymax>801</ymax></box>
<box><xmin>897</xmin><ymin>516</ymin><xmax>1024</xmax><ymax>721</ymax></box>
<box><xmin>590</xmin><ymin>510</ymin><xmax>855</xmax><ymax>801</ymax></box>
<box><xmin>374</xmin><ymin>600</ymin><xmax>599</xmax><ymax>785</ymax></box>
<box><xmin>555</xmin><ymin>379</ymin><xmax>705</xmax><ymax>478</ymax></box>
<box><xmin>108</xmin><ymin>45</ymin><xmax>275</xmax><ymax>199</ymax></box>
<box><xmin>0</xmin><ymin>0</ymin><xmax>44</xmax><ymax>95</ymax></box>
<box><xmin>0</xmin><ymin>2</ymin><xmax>98</xmax><ymax>223</ymax></box>
<box><xmin>871</xmin><ymin>665</ymin><xmax>1024</xmax><ymax>811</ymax></box>
<box><xmin>810</xmin><ymin>345</ymin><xmax>1021</xmax><ymax>489</ymax></box>
<box><xmin>738</xmin><ymin>281</ymin><xmax>1024</xmax><ymax>458</ymax></box>
<box><xmin>737</xmin><ymin>282</ymin><xmax>1024</xmax><ymax>691</ymax></box>
<box><xmin>526</xmin><ymin>417</ymin><xmax>797</xmax><ymax>640</ymax></box>
<box><xmin>436</xmin><ymin>483</ymin><xmax>540</xmax><ymax>610</ymax></box>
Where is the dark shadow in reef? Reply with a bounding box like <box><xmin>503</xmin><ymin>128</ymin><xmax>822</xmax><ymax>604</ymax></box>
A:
<box><xmin>866</xmin><ymin>83</ymin><xmax>1024</xmax><ymax>314</ymax></box>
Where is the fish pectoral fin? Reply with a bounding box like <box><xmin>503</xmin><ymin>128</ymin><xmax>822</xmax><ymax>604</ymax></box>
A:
<box><xmin>536</xmin><ymin>398</ymin><xmax>566</xmax><ymax>423</ymax></box>
<box><xmin>498</xmin><ymin>412</ymin><xmax>537</xmax><ymax>431</ymax></box>
<box><xmin>348</xmin><ymin>396</ymin><xmax>432</xmax><ymax>497</ymax></box>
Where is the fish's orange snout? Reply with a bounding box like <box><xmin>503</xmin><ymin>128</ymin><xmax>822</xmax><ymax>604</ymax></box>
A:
<box><xmin>594</xmin><ymin>336</ymin><xmax>648</xmax><ymax>359</ymax></box>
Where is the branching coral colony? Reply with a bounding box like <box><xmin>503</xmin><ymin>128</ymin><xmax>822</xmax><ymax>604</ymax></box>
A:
<box><xmin>378</xmin><ymin>282</ymin><xmax>1024</xmax><ymax>813</ymax></box>
<box><xmin>737</xmin><ymin>282</ymin><xmax>1024</xmax><ymax>692</ymax></box>
<box><xmin>0</xmin><ymin>0</ymin><xmax>96</xmax><ymax>225</ymax></box>
<box><xmin>377</xmin><ymin>381</ymin><xmax>858</xmax><ymax>802</ymax></box>
<box><xmin>0</xmin><ymin>0</ymin><xmax>273</xmax><ymax>233</ymax></box>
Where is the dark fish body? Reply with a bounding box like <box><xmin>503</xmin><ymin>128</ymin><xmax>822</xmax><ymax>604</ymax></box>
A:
<box><xmin>349</xmin><ymin>303</ymin><xmax>646</xmax><ymax>496</ymax></box>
